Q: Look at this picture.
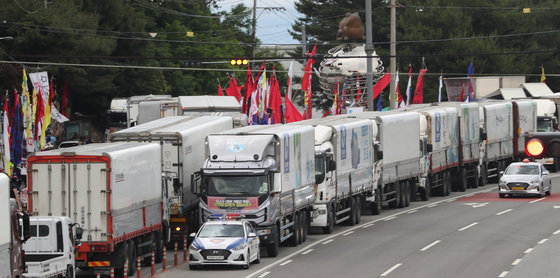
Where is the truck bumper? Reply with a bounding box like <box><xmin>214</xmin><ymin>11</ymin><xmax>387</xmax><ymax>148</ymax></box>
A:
<box><xmin>311</xmin><ymin>204</ymin><xmax>328</xmax><ymax>227</ymax></box>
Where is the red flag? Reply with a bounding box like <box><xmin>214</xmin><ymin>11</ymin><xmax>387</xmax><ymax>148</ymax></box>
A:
<box><xmin>268</xmin><ymin>70</ymin><xmax>282</xmax><ymax>124</ymax></box>
<box><xmin>218</xmin><ymin>83</ymin><xmax>224</xmax><ymax>96</ymax></box>
<box><xmin>284</xmin><ymin>94</ymin><xmax>303</xmax><ymax>123</ymax></box>
<box><xmin>459</xmin><ymin>84</ymin><xmax>465</xmax><ymax>102</ymax></box>
<box><xmin>322</xmin><ymin>109</ymin><xmax>331</xmax><ymax>118</ymax></box>
<box><xmin>412</xmin><ymin>69</ymin><xmax>428</xmax><ymax>104</ymax></box>
<box><xmin>302</xmin><ymin>45</ymin><xmax>317</xmax><ymax>119</ymax></box>
<box><xmin>372</xmin><ymin>72</ymin><xmax>391</xmax><ymax>100</ymax></box>
<box><xmin>242</xmin><ymin>65</ymin><xmax>254</xmax><ymax>114</ymax></box>
<box><xmin>34</xmin><ymin>88</ymin><xmax>45</xmax><ymax>140</ymax></box>
<box><xmin>225</xmin><ymin>76</ymin><xmax>242</xmax><ymax>102</ymax></box>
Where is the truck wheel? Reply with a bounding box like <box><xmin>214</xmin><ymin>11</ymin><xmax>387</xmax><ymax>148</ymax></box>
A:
<box><xmin>479</xmin><ymin>164</ymin><xmax>487</xmax><ymax>186</ymax></box>
<box><xmin>154</xmin><ymin>231</ymin><xmax>164</xmax><ymax>263</ymax></box>
<box><xmin>266</xmin><ymin>226</ymin><xmax>280</xmax><ymax>257</ymax></box>
<box><xmin>322</xmin><ymin>205</ymin><xmax>335</xmax><ymax>234</ymax></box>
<box><xmin>289</xmin><ymin>214</ymin><xmax>300</xmax><ymax>246</ymax></box>
<box><xmin>346</xmin><ymin>197</ymin><xmax>357</xmax><ymax>225</ymax></box>
<box><xmin>114</xmin><ymin>243</ymin><xmax>128</xmax><ymax>277</ymax></box>
<box><xmin>458</xmin><ymin>169</ymin><xmax>467</xmax><ymax>192</ymax></box>
<box><xmin>443</xmin><ymin>172</ymin><xmax>451</xmax><ymax>196</ymax></box>
<box><xmin>410</xmin><ymin>180</ymin><xmax>418</xmax><ymax>202</ymax></box>
<box><xmin>127</xmin><ymin>241</ymin><xmax>137</xmax><ymax>276</ymax></box>
<box><xmin>420</xmin><ymin>178</ymin><xmax>430</xmax><ymax>201</ymax></box>
<box><xmin>302</xmin><ymin>211</ymin><xmax>308</xmax><ymax>242</ymax></box>
<box><xmin>398</xmin><ymin>182</ymin><xmax>405</xmax><ymax>208</ymax></box>
<box><xmin>552</xmin><ymin>159</ymin><xmax>559</xmax><ymax>173</ymax></box>
<box><xmin>371</xmin><ymin>188</ymin><xmax>382</xmax><ymax>215</ymax></box>
<box><xmin>355</xmin><ymin>197</ymin><xmax>361</xmax><ymax>224</ymax></box>
<box><xmin>65</xmin><ymin>265</ymin><xmax>74</xmax><ymax>278</ymax></box>
<box><xmin>389</xmin><ymin>183</ymin><xmax>399</xmax><ymax>208</ymax></box>
<box><xmin>297</xmin><ymin>212</ymin><xmax>304</xmax><ymax>244</ymax></box>
<box><xmin>404</xmin><ymin>182</ymin><xmax>410</xmax><ymax>207</ymax></box>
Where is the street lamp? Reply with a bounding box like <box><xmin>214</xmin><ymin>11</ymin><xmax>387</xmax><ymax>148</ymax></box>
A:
<box><xmin>0</xmin><ymin>36</ymin><xmax>14</xmax><ymax>40</ymax></box>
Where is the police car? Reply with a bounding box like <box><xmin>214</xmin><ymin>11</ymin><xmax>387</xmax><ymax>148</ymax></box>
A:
<box><xmin>188</xmin><ymin>214</ymin><xmax>260</xmax><ymax>269</ymax></box>
<box><xmin>498</xmin><ymin>159</ymin><xmax>552</xmax><ymax>198</ymax></box>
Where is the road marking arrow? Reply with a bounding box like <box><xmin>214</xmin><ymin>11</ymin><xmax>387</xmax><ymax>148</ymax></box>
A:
<box><xmin>464</xmin><ymin>202</ymin><xmax>489</xmax><ymax>208</ymax></box>
<box><xmin>553</xmin><ymin>205</ymin><xmax>560</xmax><ymax>209</ymax></box>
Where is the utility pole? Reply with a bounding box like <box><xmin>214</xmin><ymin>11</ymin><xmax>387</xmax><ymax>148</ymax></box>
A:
<box><xmin>365</xmin><ymin>0</ymin><xmax>374</xmax><ymax>111</ymax></box>
<box><xmin>252</xmin><ymin>0</ymin><xmax>257</xmax><ymax>60</ymax></box>
<box><xmin>389</xmin><ymin>0</ymin><xmax>397</xmax><ymax>109</ymax></box>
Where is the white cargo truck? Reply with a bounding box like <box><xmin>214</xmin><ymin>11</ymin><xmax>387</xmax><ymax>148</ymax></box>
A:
<box><xmin>478</xmin><ymin>101</ymin><xmax>515</xmax><ymax>182</ymax></box>
<box><xmin>177</xmin><ymin>95</ymin><xmax>247</xmax><ymax>127</ymax></box>
<box><xmin>437</xmin><ymin>102</ymin><xmax>481</xmax><ymax>189</ymax></box>
<box><xmin>402</xmin><ymin>104</ymin><xmax>459</xmax><ymax>196</ymax></box>
<box><xmin>348</xmin><ymin>111</ymin><xmax>420</xmax><ymax>210</ymax></box>
<box><xmin>298</xmin><ymin>117</ymin><xmax>375</xmax><ymax>233</ymax></box>
<box><xmin>136</xmin><ymin>98</ymin><xmax>179</xmax><ymax>126</ymax></box>
<box><xmin>532</xmin><ymin>99</ymin><xmax>560</xmax><ymax>171</ymax></box>
<box><xmin>1</xmin><ymin>173</ymin><xmax>30</xmax><ymax>278</ymax></box>
<box><xmin>23</xmin><ymin>217</ymin><xmax>82</xmax><ymax>278</ymax></box>
<box><xmin>109</xmin><ymin>116</ymin><xmax>235</xmax><ymax>244</ymax></box>
<box><xmin>192</xmin><ymin>124</ymin><xmax>315</xmax><ymax>257</ymax></box>
<box><xmin>27</xmin><ymin>142</ymin><xmax>170</xmax><ymax>276</ymax></box>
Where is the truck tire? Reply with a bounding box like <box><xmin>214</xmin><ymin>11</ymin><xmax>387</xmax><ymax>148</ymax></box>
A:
<box><xmin>266</xmin><ymin>225</ymin><xmax>280</xmax><ymax>257</ymax></box>
<box><xmin>346</xmin><ymin>197</ymin><xmax>357</xmax><ymax>225</ymax></box>
<box><xmin>479</xmin><ymin>164</ymin><xmax>487</xmax><ymax>186</ymax></box>
<box><xmin>420</xmin><ymin>178</ymin><xmax>430</xmax><ymax>201</ymax></box>
<box><xmin>355</xmin><ymin>197</ymin><xmax>361</xmax><ymax>224</ymax></box>
<box><xmin>289</xmin><ymin>214</ymin><xmax>300</xmax><ymax>246</ymax></box>
<box><xmin>371</xmin><ymin>188</ymin><xmax>381</xmax><ymax>215</ymax></box>
<box><xmin>398</xmin><ymin>182</ymin><xmax>405</xmax><ymax>208</ymax></box>
<box><xmin>458</xmin><ymin>169</ymin><xmax>467</xmax><ymax>192</ymax></box>
<box><xmin>470</xmin><ymin>167</ymin><xmax>479</xmax><ymax>189</ymax></box>
<box><xmin>154</xmin><ymin>231</ymin><xmax>164</xmax><ymax>263</ymax></box>
<box><xmin>322</xmin><ymin>205</ymin><xmax>335</xmax><ymax>234</ymax></box>
<box><xmin>443</xmin><ymin>172</ymin><xmax>451</xmax><ymax>196</ymax></box>
<box><xmin>388</xmin><ymin>183</ymin><xmax>399</xmax><ymax>208</ymax></box>
<box><xmin>127</xmin><ymin>241</ymin><xmax>137</xmax><ymax>276</ymax></box>
<box><xmin>410</xmin><ymin>180</ymin><xmax>418</xmax><ymax>202</ymax></box>
<box><xmin>404</xmin><ymin>182</ymin><xmax>410</xmax><ymax>207</ymax></box>
<box><xmin>65</xmin><ymin>265</ymin><xmax>74</xmax><ymax>278</ymax></box>
<box><xmin>114</xmin><ymin>243</ymin><xmax>128</xmax><ymax>277</ymax></box>
<box><xmin>297</xmin><ymin>212</ymin><xmax>304</xmax><ymax>245</ymax></box>
<box><xmin>302</xmin><ymin>211</ymin><xmax>308</xmax><ymax>242</ymax></box>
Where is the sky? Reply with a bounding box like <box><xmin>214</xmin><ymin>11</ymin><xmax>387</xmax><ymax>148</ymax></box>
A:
<box><xmin>215</xmin><ymin>0</ymin><xmax>301</xmax><ymax>45</ymax></box>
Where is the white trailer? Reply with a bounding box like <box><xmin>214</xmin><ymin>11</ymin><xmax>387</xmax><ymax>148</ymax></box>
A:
<box><xmin>348</xmin><ymin>111</ymin><xmax>420</xmax><ymax>210</ymax></box>
<box><xmin>1</xmin><ymin>173</ymin><xmax>29</xmax><ymax>278</ymax></box>
<box><xmin>298</xmin><ymin>117</ymin><xmax>375</xmax><ymax>233</ymax></box>
<box><xmin>23</xmin><ymin>217</ymin><xmax>81</xmax><ymax>278</ymax></box>
<box><xmin>109</xmin><ymin>116</ymin><xmax>235</xmax><ymax>243</ymax></box>
<box><xmin>478</xmin><ymin>101</ymin><xmax>515</xmax><ymax>182</ymax></box>
<box><xmin>177</xmin><ymin>95</ymin><xmax>247</xmax><ymax>127</ymax></box>
<box><xmin>193</xmin><ymin>124</ymin><xmax>315</xmax><ymax>257</ymax></box>
<box><xmin>27</xmin><ymin>142</ymin><xmax>169</xmax><ymax>276</ymax></box>
<box><xmin>136</xmin><ymin>98</ymin><xmax>179</xmax><ymax>125</ymax></box>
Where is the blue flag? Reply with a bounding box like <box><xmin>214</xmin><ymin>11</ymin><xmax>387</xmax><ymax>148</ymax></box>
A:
<box><xmin>467</xmin><ymin>62</ymin><xmax>474</xmax><ymax>101</ymax></box>
<box><xmin>377</xmin><ymin>93</ymin><xmax>383</xmax><ymax>111</ymax></box>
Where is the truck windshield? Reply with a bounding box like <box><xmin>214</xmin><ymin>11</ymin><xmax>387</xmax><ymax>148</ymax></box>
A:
<box><xmin>537</xmin><ymin>119</ymin><xmax>553</xmax><ymax>132</ymax></box>
<box><xmin>203</xmin><ymin>175</ymin><xmax>269</xmax><ymax>196</ymax></box>
<box><xmin>106</xmin><ymin>111</ymin><xmax>127</xmax><ymax>128</ymax></box>
<box><xmin>315</xmin><ymin>155</ymin><xmax>325</xmax><ymax>176</ymax></box>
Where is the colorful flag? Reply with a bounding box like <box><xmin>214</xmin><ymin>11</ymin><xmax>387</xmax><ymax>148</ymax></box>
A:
<box><xmin>395</xmin><ymin>71</ymin><xmax>405</xmax><ymax>108</ymax></box>
<box><xmin>2</xmin><ymin>94</ymin><xmax>11</xmax><ymax>176</ymax></box>
<box><xmin>268</xmin><ymin>69</ymin><xmax>282</xmax><ymax>124</ymax></box>
<box><xmin>10</xmin><ymin>90</ymin><xmax>23</xmax><ymax>168</ymax></box>
<box><xmin>412</xmin><ymin>69</ymin><xmax>428</xmax><ymax>104</ymax></box>
<box><xmin>372</xmin><ymin>72</ymin><xmax>391</xmax><ymax>100</ymax></box>
<box><xmin>376</xmin><ymin>93</ymin><xmax>383</xmax><ymax>111</ymax></box>
<box><xmin>21</xmin><ymin>69</ymin><xmax>31</xmax><ymax>143</ymax></box>
<box><xmin>242</xmin><ymin>65</ymin><xmax>254</xmax><ymax>114</ymax></box>
<box><xmin>284</xmin><ymin>94</ymin><xmax>303</xmax><ymax>123</ymax></box>
<box><xmin>302</xmin><ymin>44</ymin><xmax>317</xmax><ymax>119</ymax></box>
<box><xmin>541</xmin><ymin>67</ymin><xmax>546</xmax><ymax>83</ymax></box>
<box><xmin>405</xmin><ymin>65</ymin><xmax>412</xmax><ymax>106</ymax></box>
<box><xmin>330</xmin><ymin>81</ymin><xmax>339</xmax><ymax>115</ymax></box>
<box><xmin>225</xmin><ymin>76</ymin><xmax>242</xmax><ymax>102</ymax></box>
<box><xmin>459</xmin><ymin>84</ymin><xmax>465</xmax><ymax>102</ymax></box>
<box><xmin>248</xmin><ymin>87</ymin><xmax>259</xmax><ymax>125</ymax></box>
<box><xmin>438</xmin><ymin>75</ymin><xmax>443</xmax><ymax>102</ymax></box>
<box><xmin>467</xmin><ymin>62</ymin><xmax>474</xmax><ymax>101</ymax></box>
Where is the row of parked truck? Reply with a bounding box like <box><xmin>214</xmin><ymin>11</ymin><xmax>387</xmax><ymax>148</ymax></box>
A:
<box><xmin>20</xmin><ymin>96</ymin><xmax>556</xmax><ymax>276</ymax></box>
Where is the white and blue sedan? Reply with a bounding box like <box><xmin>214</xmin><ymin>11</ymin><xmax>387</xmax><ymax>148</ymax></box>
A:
<box><xmin>188</xmin><ymin>215</ymin><xmax>260</xmax><ymax>269</ymax></box>
<box><xmin>498</xmin><ymin>160</ymin><xmax>552</xmax><ymax>198</ymax></box>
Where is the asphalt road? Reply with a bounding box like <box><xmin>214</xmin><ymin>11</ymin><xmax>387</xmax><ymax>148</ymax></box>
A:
<box><xmin>78</xmin><ymin>174</ymin><xmax>560</xmax><ymax>278</ymax></box>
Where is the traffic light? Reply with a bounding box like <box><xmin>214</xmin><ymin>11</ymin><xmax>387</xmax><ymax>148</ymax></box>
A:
<box><xmin>525</xmin><ymin>132</ymin><xmax>560</xmax><ymax>158</ymax></box>
<box><xmin>230</xmin><ymin>58</ymin><xmax>248</xmax><ymax>66</ymax></box>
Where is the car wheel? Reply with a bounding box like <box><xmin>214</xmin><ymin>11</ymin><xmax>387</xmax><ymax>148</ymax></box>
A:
<box><xmin>322</xmin><ymin>205</ymin><xmax>335</xmax><ymax>234</ymax></box>
<box><xmin>243</xmin><ymin>251</ymin><xmax>250</xmax><ymax>269</ymax></box>
<box><xmin>499</xmin><ymin>193</ymin><xmax>505</xmax><ymax>198</ymax></box>
<box><xmin>189</xmin><ymin>264</ymin><xmax>198</xmax><ymax>270</ymax></box>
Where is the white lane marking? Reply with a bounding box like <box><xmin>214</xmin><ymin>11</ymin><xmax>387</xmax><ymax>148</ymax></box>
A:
<box><xmin>538</xmin><ymin>238</ymin><xmax>548</xmax><ymax>244</ymax></box>
<box><xmin>464</xmin><ymin>193</ymin><xmax>474</xmax><ymax>197</ymax></box>
<box><xmin>322</xmin><ymin>239</ymin><xmax>334</xmax><ymax>245</ymax></box>
<box><xmin>499</xmin><ymin>271</ymin><xmax>509</xmax><ymax>277</ymax></box>
<box><xmin>384</xmin><ymin>216</ymin><xmax>396</xmax><ymax>221</ymax></box>
<box><xmin>427</xmin><ymin>203</ymin><xmax>438</xmax><ymax>208</ymax></box>
<box><xmin>512</xmin><ymin>259</ymin><xmax>522</xmax><ymax>265</ymax></box>
<box><xmin>257</xmin><ymin>272</ymin><xmax>271</xmax><ymax>278</ymax></box>
<box><xmin>524</xmin><ymin>248</ymin><xmax>533</xmax><ymax>254</ymax></box>
<box><xmin>362</xmin><ymin>223</ymin><xmax>374</xmax><ymax>228</ymax></box>
<box><xmin>302</xmin><ymin>249</ymin><xmax>313</xmax><ymax>255</ymax></box>
<box><xmin>530</xmin><ymin>197</ymin><xmax>546</xmax><ymax>204</ymax></box>
<box><xmin>408</xmin><ymin>210</ymin><xmax>418</xmax><ymax>214</ymax></box>
<box><xmin>343</xmin><ymin>231</ymin><xmax>354</xmax><ymax>236</ymax></box>
<box><xmin>420</xmin><ymin>240</ymin><xmax>441</xmax><ymax>252</ymax></box>
<box><xmin>245</xmin><ymin>187</ymin><xmax>497</xmax><ymax>278</ymax></box>
<box><xmin>446</xmin><ymin>198</ymin><xmax>456</xmax><ymax>202</ymax></box>
<box><xmin>554</xmin><ymin>229</ymin><xmax>560</xmax><ymax>235</ymax></box>
<box><xmin>496</xmin><ymin>209</ymin><xmax>512</xmax><ymax>215</ymax></box>
<box><xmin>380</xmin><ymin>263</ymin><xmax>402</xmax><ymax>277</ymax></box>
<box><xmin>458</xmin><ymin>222</ymin><xmax>478</xmax><ymax>231</ymax></box>
<box><xmin>279</xmin><ymin>260</ymin><xmax>292</xmax><ymax>266</ymax></box>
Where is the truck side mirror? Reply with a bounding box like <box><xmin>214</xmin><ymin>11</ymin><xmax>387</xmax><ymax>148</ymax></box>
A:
<box><xmin>172</xmin><ymin>178</ymin><xmax>181</xmax><ymax>196</ymax></box>
<box><xmin>21</xmin><ymin>212</ymin><xmax>30</xmax><ymax>242</ymax></box>
<box><xmin>328</xmin><ymin>160</ymin><xmax>337</xmax><ymax>172</ymax></box>
<box><xmin>75</xmin><ymin>226</ymin><xmax>83</xmax><ymax>240</ymax></box>
<box><xmin>376</xmin><ymin>150</ymin><xmax>383</xmax><ymax>160</ymax></box>
<box><xmin>480</xmin><ymin>131</ymin><xmax>487</xmax><ymax>141</ymax></box>
<box><xmin>426</xmin><ymin>143</ymin><xmax>433</xmax><ymax>153</ymax></box>
<box><xmin>191</xmin><ymin>172</ymin><xmax>201</xmax><ymax>196</ymax></box>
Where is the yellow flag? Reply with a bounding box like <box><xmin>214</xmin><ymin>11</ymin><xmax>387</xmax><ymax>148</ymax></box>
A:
<box><xmin>541</xmin><ymin>67</ymin><xmax>546</xmax><ymax>83</ymax></box>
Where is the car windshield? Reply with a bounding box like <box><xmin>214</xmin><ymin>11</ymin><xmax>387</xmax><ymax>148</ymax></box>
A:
<box><xmin>505</xmin><ymin>165</ymin><xmax>539</xmax><ymax>175</ymax></box>
<box><xmin>198</xmin><ymin>224</ymin><xmax>244</xmax><ymax>238</ymax></box>
<box><xmin>203</xmin><ymin>175</ymin><xmax>268</xmax><ymax>196</ymax></box>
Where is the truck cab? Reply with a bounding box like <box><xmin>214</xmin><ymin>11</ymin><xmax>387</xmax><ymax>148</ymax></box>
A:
<box><xmin>23</xmin><ymin>217</ymin><xmax>82</xmax><ymax>278</ymax></box>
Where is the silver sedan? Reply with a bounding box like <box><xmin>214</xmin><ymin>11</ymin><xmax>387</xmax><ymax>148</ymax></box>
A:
<box><xmin>498</xmin><ymin>161</ymin><xmax>552</xmax><ymax>198</ymax></box>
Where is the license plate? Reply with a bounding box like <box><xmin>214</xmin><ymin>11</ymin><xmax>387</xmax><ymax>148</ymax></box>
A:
<box><xmin>206</xmin><ymin>256</ymin><xmax>224</xmax><ymax>260</ymax></box>
<box><xmin>511</xmin><ymin>186</ymin><xmax>524</xmax><ymax>190</ymax></box>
